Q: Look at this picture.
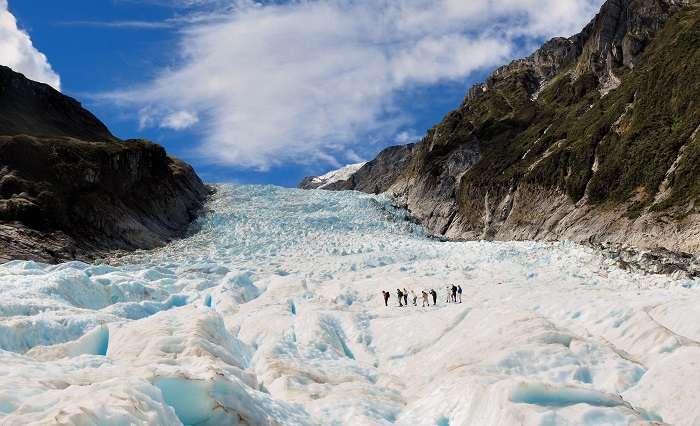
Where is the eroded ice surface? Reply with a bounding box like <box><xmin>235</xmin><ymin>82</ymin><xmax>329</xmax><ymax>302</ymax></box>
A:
<box><xmin>0</xmin><ymin>184</ymin><xmax>698</xmax><ymax>425</ymax></box>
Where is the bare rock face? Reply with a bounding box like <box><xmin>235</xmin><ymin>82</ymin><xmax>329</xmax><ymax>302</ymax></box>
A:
<box><xmin>321</xmin><ymin>144</ymin><xmax>418</xmax><ymax>194</ymax></box>
<box><xmin>467</xmin><ymin>0</ymin><xmax>686</xmax><ymax>103</ymax></box>
<box><xmin>0</xmin><ymin>66</ymin><xmax>210</xmax><ymax>263</ymax></box>
<box><xmin>465</xmin><ymin>37</ymin><xmax>581</xmax><ymax>104</ymax></box>
<box><xmin>0</xmin><ymin>66</ymin><xmax>115</xmax><ymax>143</ymax></box>
<box><xmin>297</xmin><ymin>176</ymin><xmax>324</xmax><ymax>190</ymax></box>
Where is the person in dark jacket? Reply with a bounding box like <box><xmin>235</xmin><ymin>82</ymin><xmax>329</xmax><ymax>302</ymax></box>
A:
<box><xmin>403</xmin><ymin>288</ymin><xmax>408</xmax><ymax>306</ymax></box>
<box><xmin>430</xmin><ymin>288</ymin><xmax>437</xmax><ymax>305</ymax></box>
<box><xmin>397</xmin><ymin>289</ymin><xmax>403</xmax><ymax>307</ymax></box>
<box><xmin>457</xmin><ymin>285</ymin><xmax>463</xmax><ymax>303</ymax></box>
<box><xmin>382</xmin><ymin>291</ymin><xmax>390</xmax><ymax>306</ymax></box>
<box><xmin>451</xmin><ymin>285</ymin><xmax>457</xmax><ymax>302</ymax></box>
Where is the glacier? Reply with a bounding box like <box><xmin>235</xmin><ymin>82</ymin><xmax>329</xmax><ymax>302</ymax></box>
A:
<box><xmin>0</xmin><ymin>184</ymin><xmax>698</xmax><ymax>425</ymax></box>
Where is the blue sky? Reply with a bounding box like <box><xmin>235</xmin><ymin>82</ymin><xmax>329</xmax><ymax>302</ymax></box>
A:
<box><xmin>2</xmin><ymin>0</ymin><xmax>604</xmax><ymax>186</ymax></box>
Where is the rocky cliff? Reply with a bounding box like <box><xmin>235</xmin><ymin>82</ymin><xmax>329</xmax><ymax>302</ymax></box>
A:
<box><xmin>299</xmin><ymin>144</ymin><xmax>417</xmax><ymax>192</ymax></box>
<box><xmin>0</xmin><ymin>65</ymin><xmax>210</xmax><ymax>263</ymax></box>
<box><xmin>305</xmin><ymin>0</ymin><xmax>700</xmax><ymax>255</ymax></box>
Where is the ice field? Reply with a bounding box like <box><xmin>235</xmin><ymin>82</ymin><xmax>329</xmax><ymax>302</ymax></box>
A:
<box><xmin>0</xmin><ymin>184</ymin><xmax>699</xmax><ymax>425</ymax></box>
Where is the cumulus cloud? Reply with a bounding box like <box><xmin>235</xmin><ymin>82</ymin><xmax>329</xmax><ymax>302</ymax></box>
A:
<box><xmin>395</xmin><ymin>130</ymin><xmax>421</xmax><ymax>145</ymax></box>
<box><xmin>109</xmin><ymin>0</ymin><xmax>605</xmax><ymax>170</ymax></box>
<box><xmin>161</xmin><ymin>110</ymin><xmax>199</xmax><ymax>130</ymax></box>
<box><xmin>0</xmin><ymin>0</ymin><xmax>61</xmax><ymax>90</ymax></box>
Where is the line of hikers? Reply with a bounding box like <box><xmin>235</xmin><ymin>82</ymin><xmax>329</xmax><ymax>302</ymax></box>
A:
<box><xmin>382</xmin><ymin>285</ymin><xmax>462</xmax><ymax>307</ymax></box>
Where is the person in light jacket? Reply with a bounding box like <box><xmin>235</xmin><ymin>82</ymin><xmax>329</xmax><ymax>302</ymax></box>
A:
<box><xmin>422</xmin><ymin>291</ymin><xmax>430</xmax><ymax>307</ymax></box>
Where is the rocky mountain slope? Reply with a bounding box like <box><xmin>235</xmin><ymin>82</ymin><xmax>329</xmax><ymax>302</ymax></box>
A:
<box><xmin>303</xmin><ymin>0</ymin><xmax>700</xmax><ymax>255</ymax></box>
<box><xmin>0</xmin><ymin>65</ymin><xmax>210</xmax><ymax>263</ymax></box>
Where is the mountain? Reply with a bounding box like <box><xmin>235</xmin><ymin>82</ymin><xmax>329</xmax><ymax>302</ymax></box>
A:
<box><xmin>302</xmin><ymin>0</ymin><xmax>700</xmax><ymax>254</ymax></box>
<box><xmin>298</xmin><ymin>162</ymin><xmax>367</xmax><ymax>190</ymax></box>
<box><xmin>0</xmin><ymin>65</ymin><xmax>210</xmax><ymax>263</ymax></box>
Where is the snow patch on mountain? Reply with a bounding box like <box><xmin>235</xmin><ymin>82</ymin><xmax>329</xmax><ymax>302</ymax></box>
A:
<box><xmin>307</xmin><ymin>162</ymin><xmax>366</xmax><ymax>189</ymax></box>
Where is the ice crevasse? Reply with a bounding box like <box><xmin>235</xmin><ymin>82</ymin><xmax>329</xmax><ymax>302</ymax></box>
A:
<box><xmin>0</xmin><ymin>184</ymin><xmax>698</xmax><ymax>425</ymax></box>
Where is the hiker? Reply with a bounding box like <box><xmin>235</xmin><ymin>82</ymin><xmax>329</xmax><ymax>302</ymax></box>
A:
<box><xmin>403</xmin><ymin>288</ymin><xmax>408</xmax><ymax>306</ymax></box>
<box><xmin>397</xmin><ymin>289</ymin><xmax>403</xmax><ymax>307</ymax></box>
<box><xmin>446</xmin><ymin>285</ymin><xmax>451</xmax><ymax>303</ymax></box>
<box><xmin>430</xmin><ymin>288</ymin><xmax>437</xmax><ymax>305</ymax></box>
<box><xmin>457</xmin><ymin>285</ymin><xmax>462</xmax><ymax>303</ymax></box>
<box><xmin>451</xmin><ymin>285</ymin><xmax>457</xmax><ymax>302</ymax></box>
<box><xmin>410</xmin><ymin>290</ymin><xmax>417</xmax><ymax>306</ymax></box>
<box><xmin>421</xmin><ymin>291</ymin><xmax>430</xmax><ymax>307</ymax></box>
<box><xmin>382</xmin><ymin>291</ymin><xmax>390</xmax><ymax>306</ymax></box>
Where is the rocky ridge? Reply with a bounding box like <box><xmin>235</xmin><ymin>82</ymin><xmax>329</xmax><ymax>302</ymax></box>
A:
<box><xmin>301</xmin><ymin>0</ymin><xmax>700</xmax><ymax>260</ymax></box>
<box><xmin>299</xmin><ymin>144</ymin><xmax>418</xmax><ymax>193</ymax></box>
<box><xmin>298</xmin><ymin>162</ymin><xmax>367</xmax><ymax>190</ymax></box>
<box><xmin>0</xmin><ymin>65</ymin><xmax>210</xmax><ymax>263</ymax></box>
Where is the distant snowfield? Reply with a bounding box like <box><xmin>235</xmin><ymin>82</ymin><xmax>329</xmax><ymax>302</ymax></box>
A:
<box><xmin>310</xmin><ymin>162</ymin><xmax>366</xmax><ymax>189</ymax></box>
<box><xmin>0</xmin><ymin>185</ymin><xmax>698</xmax><ymax>425</ymax></box>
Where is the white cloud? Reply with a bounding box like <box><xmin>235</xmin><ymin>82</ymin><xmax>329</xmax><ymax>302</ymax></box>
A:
<box><xmin>118</xmin><ymin>0</ymin><xmax>232</xmax><ymax>7</ymax></box>
<box><xmin>344</xmin><ymin>150</ymin><xmax>364</xmax><ymax>164</ymax></box>
<box><xmin>161</xmin><ymin>110</ymin><xmax>199</xmax><ymax>130</ymax></box>
<box><xmin>0</xmin><ymin>0</ymin><xmax>61</xmax><ymax>90</ymax></box>
<box><xmin>395</xmin><ymin>130</ymin><xmax>420</xmax><ymax>145</ymax></box>
<box><xmin>61</xmin><ymin>20</ymin><xmax>178</xmax><ymax>30</ymax></box>
<box><xmin>108</xmin><ymin>0</ymin><xmax>605</xmax><ymax>170</ymax></box>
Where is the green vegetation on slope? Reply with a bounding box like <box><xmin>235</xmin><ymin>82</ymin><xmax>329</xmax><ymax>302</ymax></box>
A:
<box><xmin>441</xmin><ymin>1</ymin><xmax>700</xmax><ymax>217</ymax></box>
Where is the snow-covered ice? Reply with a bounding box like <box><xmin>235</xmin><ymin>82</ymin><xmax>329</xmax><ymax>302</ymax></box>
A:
<box><xmin>0</xmin><ymin>184</ymin><xmax>698</xmax><ymax>425</ymax></box>
<box><xmin>309</xmin><ymin>162</ymin><xmax>366</xmax><ymax>189</ymax></box>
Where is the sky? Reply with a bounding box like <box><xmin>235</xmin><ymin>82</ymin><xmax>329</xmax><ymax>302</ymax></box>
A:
<box><xmin>1</xmin><ymin>0</ymin><xmax>606</xmax><ymax>186</ymax></box>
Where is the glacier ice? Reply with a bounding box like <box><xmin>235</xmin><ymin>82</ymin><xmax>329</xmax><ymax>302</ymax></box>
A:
<box><xmin>0</xmin><ymin>184</ymin><xmax>698</xmax><ymax>425</ymax></box>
